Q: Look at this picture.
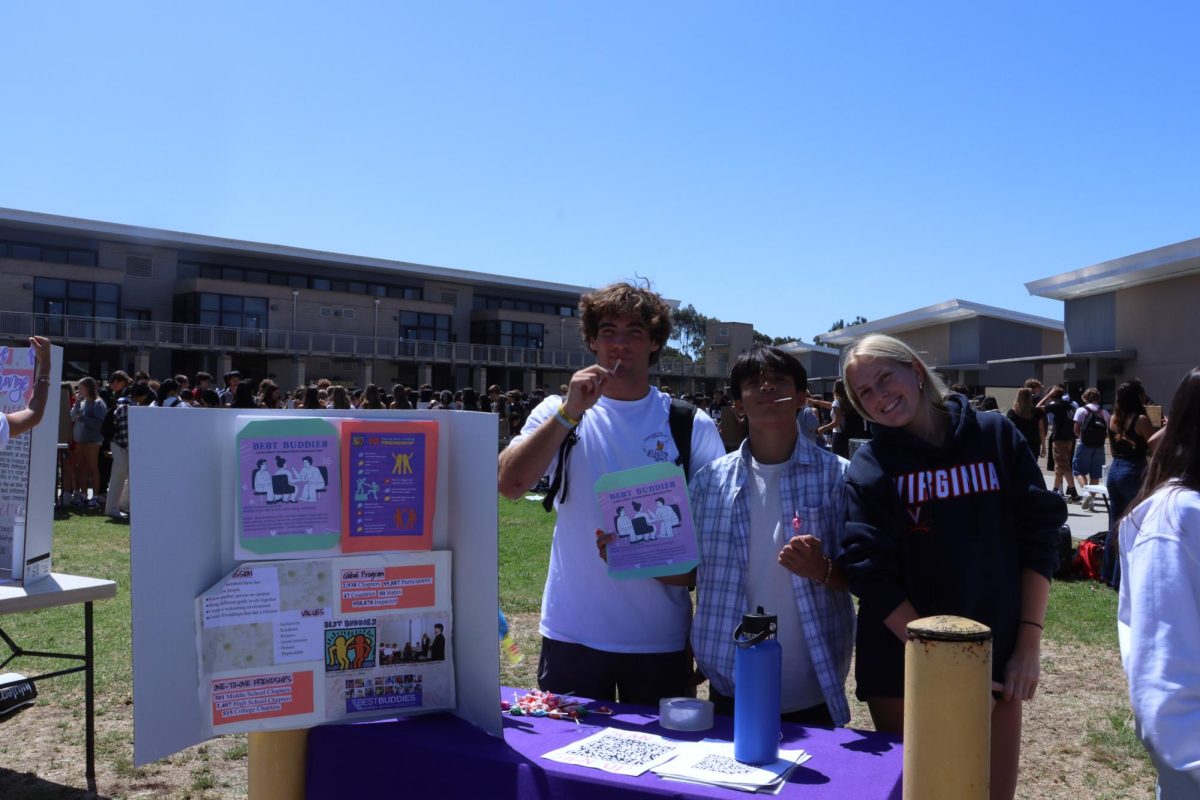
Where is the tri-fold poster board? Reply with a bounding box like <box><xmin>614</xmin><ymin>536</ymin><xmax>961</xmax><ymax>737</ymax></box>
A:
<box><xmin>130</xmin><ymin>408</ymin><xmax>499</xmax><ymax>765</ymax></box>
<box><xmin>0</xmin><ymin>344</ymin><xmax>61</xmax><ymax>585</ymax></box>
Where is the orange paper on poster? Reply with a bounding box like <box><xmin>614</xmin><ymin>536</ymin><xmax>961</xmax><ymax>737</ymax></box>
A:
<box><xmin>210</xmin><ymin>670</ymin><xmax>314</xmax><ymax>727</ymax></box>
<box><xmin>339</xmin><ymin>565</ymin><xmax>437</xmax><ymax>613</ymax></box>
<box><xmin>339</xmin><ymin>420</ymin><xmax>439</xmax><ymax>552</ymax></box>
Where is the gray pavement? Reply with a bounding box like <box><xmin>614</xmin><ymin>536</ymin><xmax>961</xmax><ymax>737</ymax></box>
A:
<box><xmin>1039</xmin><ymin>463</ymin><xmax>1112</xmax><ymax>540</ymax></box>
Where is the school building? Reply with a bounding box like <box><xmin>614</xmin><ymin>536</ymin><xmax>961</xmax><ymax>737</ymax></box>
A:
<box><xmin>1020</xmin><ymin>236</ymin><xmax>1200</xmax><ymax>404</ymax></box>
<box><xmin>814</xmin><ymin>299</ymin><xmax>1065</xmax><ymax>393</ymax></box>
<box><xmin>0</xmin><ymin>207</ymin><xmax>604</xmax><ymax>392</ymax></box>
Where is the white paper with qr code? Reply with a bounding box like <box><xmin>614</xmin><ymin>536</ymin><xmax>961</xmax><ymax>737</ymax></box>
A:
<box><xmin>652</xmin><ymin>740</ymin><xmax>811</xmax><ymax>792</ymax></box>
<box><xmin>541</xmin><ymin>728</ymin><xmax>683</xmax><ymax>776</ymax></box>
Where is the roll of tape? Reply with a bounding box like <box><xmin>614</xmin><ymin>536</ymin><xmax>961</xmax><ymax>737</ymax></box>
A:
<box><xmin>659</xmin><ymin>697</ymin><xmax>714</xmax><ymax>731</ymax></box>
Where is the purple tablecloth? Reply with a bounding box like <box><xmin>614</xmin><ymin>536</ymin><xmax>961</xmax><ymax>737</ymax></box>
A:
<box><xmin>306</xmin><ymin>688</ymin><xmax>902</xmax><ymax>799</ymax></box>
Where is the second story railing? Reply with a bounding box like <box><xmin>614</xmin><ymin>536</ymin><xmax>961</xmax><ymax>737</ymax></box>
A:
<box><xmin>0</xmin><ymin>311</ymin><xmax>595</xmax><ymax>370</ymax></box>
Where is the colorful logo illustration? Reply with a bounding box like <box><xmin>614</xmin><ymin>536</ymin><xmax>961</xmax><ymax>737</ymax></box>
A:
<box><xmin>325</xmin><ymin>627</ymin><xmax>376</xmax><ymax>671</ymax></box>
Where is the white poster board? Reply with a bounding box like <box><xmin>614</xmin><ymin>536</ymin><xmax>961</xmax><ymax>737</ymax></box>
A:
<box><xmin>130</xmin><ymin>408</ymin><xmax>499</xmax><ymax>765</ymax></box>
<box><xmin>0</xmin><ymin>344</ymin><xmax>61</xmax><ymax>585</ymax></box>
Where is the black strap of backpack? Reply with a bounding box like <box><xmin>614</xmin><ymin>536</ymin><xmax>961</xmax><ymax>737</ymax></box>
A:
<box><xmin>541</xmin><ymin>398</ymin><xmax>698</xmax><ymax>512</ymax></box>
<box><xmin>668</xmin><ymin>398</ymin><xmax>696</xmax><ymax>480</ymax></box>
<box><xmin>542</xmin><ymin>425</ymin><xmax>579</xmax><ymax>513</ymax></box>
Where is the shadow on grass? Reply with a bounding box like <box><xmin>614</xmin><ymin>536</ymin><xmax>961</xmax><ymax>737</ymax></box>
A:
<box><xmin>0</xmin><ymin>768</ymin><xmax>112</xmax><ymax>799</ymax></box>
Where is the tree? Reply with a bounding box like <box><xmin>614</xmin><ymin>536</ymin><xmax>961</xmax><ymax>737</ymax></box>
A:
<box><xmin>670</xmin><ymin>304</ymin><xmax>713</xmax><ymax>362</ymax></box>
<box><xmin>827</xmin><ymin>315</ymin><xmax>868</xmax><ymax>332</ymax></box>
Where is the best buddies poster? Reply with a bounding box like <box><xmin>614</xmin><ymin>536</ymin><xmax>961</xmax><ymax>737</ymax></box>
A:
<box><xmin>594</xmin><ymin>463</ymin><xmax>698</xmax><ymax>579</ymax></box>
<box><xmin>237</xmin><ymin>418</ymin><xmax>341</xmax><ymax>556</ymax></box>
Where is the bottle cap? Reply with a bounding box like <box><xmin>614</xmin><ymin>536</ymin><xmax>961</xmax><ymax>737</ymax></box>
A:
<box><xmin>734</xmin><ymin>606</ymin><xmax>777</xmax><ymax>647</ymax></box>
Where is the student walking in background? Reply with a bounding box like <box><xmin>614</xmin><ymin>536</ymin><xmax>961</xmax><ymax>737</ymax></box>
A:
<box><xmin>1103</xmin><ymin>380</ymin><xmax>1157</xmax><ymax>590</ymax></box>
<box><xmin>1118</xmin><ymin>366</ymin><xmax>1200</xmax><ymax>797</ymax></box>
<box><xmin>69</xmin><ymin>376</ymin><xmax>108</xmax><ymax>508</ymax></box>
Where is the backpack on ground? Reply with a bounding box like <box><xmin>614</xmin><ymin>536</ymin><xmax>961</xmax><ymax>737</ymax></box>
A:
<box><xmin>542</xmin><ymin>398</ymin><xmax>696</xmax><ymax>513</ymax></box>
<box><xmin>1080</xmin><ymin>408</ymin><xmax>1108</xmax><ymax>448</ymax></box>
<box><xmin>1072</xmin><ymin>531</ymin><xmax>1107</xmax><ymax>581</ymax></box>
<box><xmin>1053</xmin><ymin>523</ymin><xmax>1075</xmax><ymax>579</ymax></box>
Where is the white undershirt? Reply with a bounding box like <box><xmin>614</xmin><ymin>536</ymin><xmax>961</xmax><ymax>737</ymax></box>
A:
<box><xmin>745</xmin><ymin>456</ymin><xmax>824</xmax><ymax>712</ymax></box>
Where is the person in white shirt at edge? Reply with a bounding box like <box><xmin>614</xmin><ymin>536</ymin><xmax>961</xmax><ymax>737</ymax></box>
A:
<box><xmin>498</xmin><ymin>282</ymin><xmax>723</xmax><ymax>705</ymax></box>
<box><xmin>0</xmin><ymin>336</ymin><xmax>52</xmax><ymax>452</ymax></box>
<box><xmin>1118</xmin><ymin>366</ymin><xmax>1200</xmax><ymax>798</ymax></box>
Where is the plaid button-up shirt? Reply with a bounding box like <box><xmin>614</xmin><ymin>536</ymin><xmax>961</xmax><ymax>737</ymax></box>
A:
<box><xmin>690</xmin><ymin>433</ymin><xmax>855</xmax><ymax>726</ymax></box>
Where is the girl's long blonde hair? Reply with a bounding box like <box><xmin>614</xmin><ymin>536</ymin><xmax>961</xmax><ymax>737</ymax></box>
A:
<box><xmin>839</xmin><ymin>334</ymin><xmax>949</xmax><ymax>422</ymax></box>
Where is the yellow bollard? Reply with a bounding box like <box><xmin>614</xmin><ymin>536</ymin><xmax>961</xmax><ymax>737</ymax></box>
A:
<box><xmin>248</xmin><ymin>729</ymin><xmax>308</xmax><ymax>800</ymax></box>
<box><xmin>902</xmin><ymin>615</ymin><xmax>992</xmax><ymax>800</ymax></box>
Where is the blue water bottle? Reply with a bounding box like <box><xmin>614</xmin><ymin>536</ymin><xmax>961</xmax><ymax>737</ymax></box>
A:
<box><xmin>733</xmin><ymin>606</ymin><xmax>781</xmax><ymax>765</ymax></box>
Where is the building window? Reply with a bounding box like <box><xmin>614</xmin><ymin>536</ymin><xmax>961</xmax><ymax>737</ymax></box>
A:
<box><xmin>175</xmin><ymin>292</ymin><xmax>268</xmax><ymax>329</ymax></box>
<box><xmin>183</xmin><ymin>260</ymin><xmax>421</xmax><ymax>299</ymax></box>
<box><xmin>399</xmin><ymin>311</ymin><xmax>451</xmax><ymax>342</ymax></box>
<box><xmin>470</xmin><ymin>320</ymin><xmax>544</xmax><ymax>348</ymax></box>
<box><xmin>2</xmin><ymin>239</ymin><xmax>98</xmax><ymax>267</ymax></box>
<box><xmin>472</xmin><ymin>293</ymin><xmax>576</xmax><ymax>316</ymax></box>
<box><xmin>34</xmin><ymin>278</ymin><xmax>120</xmax><ymax>318</ymax></box>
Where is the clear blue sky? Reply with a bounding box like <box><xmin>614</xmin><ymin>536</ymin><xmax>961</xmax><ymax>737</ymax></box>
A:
<box><xmin>3</xmin><ymin>2</ymin><xmax>1198</xmax><ymax>341</ymax></box>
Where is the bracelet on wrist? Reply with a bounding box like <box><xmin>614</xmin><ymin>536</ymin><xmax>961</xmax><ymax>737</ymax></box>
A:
<box><xmin>556</xmin><ymin>406</ymin><xmax>581</xmax><ymax>427</ymax></box>
<box><xmin>815</xmin><ymin>556</ymin><xmax>833</xmax><ymax>585</ymax></box>
<box><xmin>554</xmin><ymin>406</ymin><xmax>580</xmax><ymax>430</ymax></box>
<box><xmin>1019</xmin><ymin>619</ymin><xmax>1044</xmax><ymax>630</ymax></box>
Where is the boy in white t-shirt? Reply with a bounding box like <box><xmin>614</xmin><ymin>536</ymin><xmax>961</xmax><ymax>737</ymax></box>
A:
<box><xmin>499</xmin><ymin>283</ymin><xmax>722</xmax><ymax>705</ymax></box>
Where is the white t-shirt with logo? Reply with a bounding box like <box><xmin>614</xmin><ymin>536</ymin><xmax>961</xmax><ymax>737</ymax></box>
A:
<box><xmin>514</xmin><ymin>388</ymin><xmax>724</xmax><ymax>653</ymax></box>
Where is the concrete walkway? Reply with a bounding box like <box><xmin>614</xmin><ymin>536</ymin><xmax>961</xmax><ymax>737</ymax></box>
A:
<box><xmin>1039</xmin><ymin>463</ymin><xmax>1113</xmax><ymax>539</ymax></box>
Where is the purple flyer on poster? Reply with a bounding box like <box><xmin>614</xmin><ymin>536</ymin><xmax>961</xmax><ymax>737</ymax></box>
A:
<box><xmin>237</xmin><ymin>418</ymin><xmax>342</xmax><ymax>555</ymax></box>
<box><xmin>594</xmin><ymin>463</ymin><xmax>699</xmax><ymax>579</ymax></box>
<box><xmin>347</xmin><ymin>431</ymin><xmax>428</xmax><ymax>538</ymax></box>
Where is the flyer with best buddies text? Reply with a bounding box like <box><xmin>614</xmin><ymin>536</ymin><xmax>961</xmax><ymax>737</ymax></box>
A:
<box><xmin>594</xmin><ymin>463</ymin><xmax>698</xmax><ymax>579</ymax></box>
<box><xmin>236</xmin><ymin>417</ymin><xmax>342</xmax><ymax>556</ymax></box>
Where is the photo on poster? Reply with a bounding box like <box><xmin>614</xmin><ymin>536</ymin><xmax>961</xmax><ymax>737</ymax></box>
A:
<box><xmin>325</xmin><ymin>610</ymin><xmax>454</xmax><ymax>718</ymax></box>
<box><xmin>594</xmin><ymin>462</ymin><xmax>699</xmax><ymax>579</ymax></box>
<box><xmin>236</xmin><ymin>417</ymin><xmax>341</xmax><ymax>556</ymax></box>
<box><xmin>340</xmin><ymin>420</ymin><xmax>439</xmax><ymax>552</ymax></box>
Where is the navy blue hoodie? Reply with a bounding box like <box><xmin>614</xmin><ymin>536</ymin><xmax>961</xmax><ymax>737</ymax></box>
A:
<box><xmin>841</xmin><ymin>395</ymin><xmax>1066</xmax><ymax>675</ymax></box>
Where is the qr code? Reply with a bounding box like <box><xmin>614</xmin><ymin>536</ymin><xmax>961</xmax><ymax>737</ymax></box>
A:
<box><xmin>694</xmin><ymin>754</ymin><xmax>756</xmax><ymax>775</ymax></box>
<box><xmin>571</xmin><ymin>732</ymin><xmax>673</xmax><ymax>766</ymax></box>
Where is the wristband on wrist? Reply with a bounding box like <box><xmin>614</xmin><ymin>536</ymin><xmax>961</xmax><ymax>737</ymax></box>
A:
<box><xmin>556</xmin><ymin>405</ymin><xmax>581</xmax><ymax>427</ymax></box>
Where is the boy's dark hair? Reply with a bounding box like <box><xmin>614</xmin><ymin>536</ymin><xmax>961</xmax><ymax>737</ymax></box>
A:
<box><xmin>194</xmin><ymin>371</ymin><xmax>213</xmax><ymax>385</ymax></box>
<box><xmin>578</xmin><ymin>282</ymin><xmax>672</xmax><ymax>365</ymax></box>
<box><xmin>729</xmin><ymin>346</ymin><xmax>808</xmax><ymax>400</ymax></box>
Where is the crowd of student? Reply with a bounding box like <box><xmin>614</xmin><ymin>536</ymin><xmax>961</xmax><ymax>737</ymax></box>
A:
<box><xmin>59</xmin><ymin>368</ymin><xmax>553</xmax><ymax>521</ymax></box>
